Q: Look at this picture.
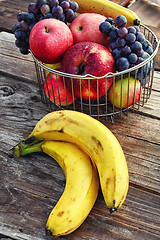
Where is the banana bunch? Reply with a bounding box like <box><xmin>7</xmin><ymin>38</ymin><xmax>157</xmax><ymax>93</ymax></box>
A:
<box><xmin>13</xmin><ymin>110</ymin><xmax>129</xmax><ymax>237</ymax></box>
<box><xmin>76</xmin><ymin>0</ymin><xmax>140</xmax><ymax>27</ymax></box>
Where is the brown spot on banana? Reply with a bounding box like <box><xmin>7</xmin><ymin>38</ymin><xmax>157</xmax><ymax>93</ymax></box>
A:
<box><xmin>57</xmin><ymin>211</ymin><xmax>64</xmax><ymax>217</ymax></box>
<box><xmin>91</xmin><ymin>136</ymin><xmax>103</xmax><ymax>151</ymax></box>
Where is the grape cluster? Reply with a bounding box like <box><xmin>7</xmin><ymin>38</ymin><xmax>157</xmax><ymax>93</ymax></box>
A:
<box><xmin>99</xmin><ymin>15</ymin><xmax>153</xmax><ymax>74</ymax></box>
<box><xmin>12</xmin><ymin>0</ymin><xmax>79</xmax><ymax>54</ymax></box>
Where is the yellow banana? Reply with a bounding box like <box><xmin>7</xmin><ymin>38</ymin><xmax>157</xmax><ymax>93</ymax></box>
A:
<box><xmin>14</xmin><ymin>140</ymin><xmax>99</xmax><ymax>237</ymax></box>
<box><xmin>76</xmin><ymin>0</ymin><xmax>140</xmax><ymax>27</ymax></box>
<box><xmin>23</xmin><ymin>110</ymin><xmax>129</xmax><ymax>212</ymax></box>
<box><xmin>43</xmin><ymin>141</ymin><xmax>99</xmax><ymax>237</ymax></box>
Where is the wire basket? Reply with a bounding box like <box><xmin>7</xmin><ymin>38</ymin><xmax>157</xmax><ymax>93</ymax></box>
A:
<box><xmin>30</xmin><ymin>23</ymin><xmax>159</xmax><ymax>123</ymax></box>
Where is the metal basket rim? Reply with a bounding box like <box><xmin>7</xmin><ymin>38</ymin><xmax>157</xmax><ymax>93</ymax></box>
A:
<box><xmin>29</xmin><ymin>23</ymin><xmax>159</xmax><ymax>80</ymax></box>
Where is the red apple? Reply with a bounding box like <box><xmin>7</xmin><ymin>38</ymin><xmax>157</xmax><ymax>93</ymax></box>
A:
<box><xmin>44</xmin><ymin>73</ymin><xmax>76</xmax><ymax>106</ymax></box>
<box><xmin>61</xmin><ymin>42</ymin><xmax>115</xmax><ymax>101</ymax></box>
<box><xmin>29</xmin><ymin>19</ymin><xmax>73</xmax><ymax>64</ymax></box>
<box><xmin>69</xmin><ymin>13</ymin><xmax>110</xmax><ymax>48</ymax></box>
<box><xmin>108</xmin><ymin>77</ymin><xmax>142</xmax><ymax>109</ymax></box>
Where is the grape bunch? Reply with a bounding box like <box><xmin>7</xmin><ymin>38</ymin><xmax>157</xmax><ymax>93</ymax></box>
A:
<box><xmin>99</xmin><ymin>15</ymin><xmax>153</xmax><ymax>78</ymax></box>
<box><xmin>12</xmin><ymin>0</ymin><xmax>79</xmax><ymax>55</ymax></box>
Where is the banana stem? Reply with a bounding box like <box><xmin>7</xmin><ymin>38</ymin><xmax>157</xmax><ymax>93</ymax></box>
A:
<box><xmin>14</xmin><ymin>141</ymin><xmax>45</xmax><ymax>157</ymax></box>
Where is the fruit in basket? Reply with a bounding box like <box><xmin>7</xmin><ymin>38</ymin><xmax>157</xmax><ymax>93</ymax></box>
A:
<box><xmin>137</xmin><ymin>59</ymin><xmax>153</xmax><ymax>86</ymax></box>
<box><xmin>14</xmin><ymin>110</ymin><xmax>129</xmax><ymax>214</ymax></box>
<box><xmin>142</xmin><ymin>40</ymin><xmax>153</xmax><ymax>55</ymax></box>
<box><xmin>75</xmin><ymin>0</ymin><xmax>140</xmax><ymax>27</ymax></box>
<box><xmin>61</xmin><ymin>42</ymin><xmax>115</xmax><ymax>100</ymax></box>
<box><xmin>108</xmin><ymin>76</ymin><xmax>142</xmax><ymax>108</ymax></box>
<box><xmin>44</xmin><ymin>62</ymin><xmax>61</xmax><ymax>74</ymax></box>
<box><xmin>69</xmin><ymin>13</ymin><xmax>110</xmax><ymax>47</ymax></box>
<box><xmin>44</xmin><ymin>73</ymin><xmax>76</xmax><ymax>106</ymax></box>
<box><xmin>99</xmin><ymin>16</ymin><xmax>154</xmax><ymax>77</ymax></box>
<box><xmin>12</xmin><ymin>0</ymin><xmax>79</xmax><ymax>55</ymax></box>
<box><xmin>29</xmin><ymin>19</ymin><xmax>73</xmax><ymax>64</ymax></box>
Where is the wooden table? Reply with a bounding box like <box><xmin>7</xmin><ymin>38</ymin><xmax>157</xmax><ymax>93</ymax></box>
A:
<box><xmin>0</xmin><ymin>1</ymin><xmax>160</xmax><ymax>240</ymax></box>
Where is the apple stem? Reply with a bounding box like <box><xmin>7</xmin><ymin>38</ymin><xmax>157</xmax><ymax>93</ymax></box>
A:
<box><xmin>79</xmin><ymin>26</ymin><xmax>83</xmax><ymax>31</ymax></box>
<box><xmin>44</xmin><ymin>25</ymin><xmax>49</xmax><ymax>33</ymax></box>
<box><xmin>77</xmin><ymin>62</ymin><xmax>85</xmax><ymax>75</ymax></box>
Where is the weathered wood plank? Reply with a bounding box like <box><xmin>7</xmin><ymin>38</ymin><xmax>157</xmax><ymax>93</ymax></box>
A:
<box><xmin>129</xmin><ymin>0</ymin><xmax>160</xmax><ymax>28</ymax></box>
<box><xmin>0</xmin><ymin>0</ymin><xmax>32</xmax><ymax>31</ymax></box>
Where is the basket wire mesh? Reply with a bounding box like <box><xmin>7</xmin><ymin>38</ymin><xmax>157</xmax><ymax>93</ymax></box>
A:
<box><xmin>30</xmin><ymin>23</ymin><xmax>159</xmax><ymax>123</ymax></box>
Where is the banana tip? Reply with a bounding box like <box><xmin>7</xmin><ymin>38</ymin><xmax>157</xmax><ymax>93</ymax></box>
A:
<box><xmin>45</xmin><ymin>227</ymin><xmax>53</xmax><ymax>236</ymax></box>
<box><xmin>133</xmin><ymin>19</ymin><xmax>141</xmax><ymax>26</ymax></box>
<box><xmin>109</xmin><ymin>207</ymin><xmax>117</xmax><ymax>213</ymax></box>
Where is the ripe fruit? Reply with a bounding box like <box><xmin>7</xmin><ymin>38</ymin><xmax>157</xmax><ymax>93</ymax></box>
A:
<box><xmin>61</xmin><ymin>42</ymin><xmax>115</xmax><ymax>101</ymax></box>
<box><xmin>12</xmin><ymin>0</ymin><xmax>80</xmax><ymax>55</ymax></box>
<box><xmin>69</xmin><ymin>13</ymin><xmax>110</xmax><ymax>48</ymax></box>
<box><xmin>108</xmin><ymin>76</ymin><xmax>142</xmax><ymax>108</ymax></box>
<box><xmin>44</xmin><ymin>73</ymin><xmax>76</xmax><ymax>106</ymax></box>
<box><xmin>29</xmin><ymin>18</ymin><xmax>73</xmax><ymax>64</ymax></box>
<box><xmin>44</xmin><ymin>62</ymin><xmax>61</xmax><ymax>74</ymax></box>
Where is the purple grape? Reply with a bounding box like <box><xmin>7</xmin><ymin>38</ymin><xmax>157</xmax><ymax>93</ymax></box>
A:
<box><xmin>130</xmin><ymin>41</ymin><xmax>142</xmax><ymax>53</ymax></box>
<box><xmin>65</xmin><ymin>8</ymin><xmax>76</xmax><ymax>22</ymax></box>
<box><xmin>15</xmin><ymin>29</ymin><xmax>27</xmax><ymax>40</ymax></box>
<box><xmin>59</xmin><ymin>0</ymin><xmax>70</xmax><ymax>2</ymax></box>
<box><xmin>133</xmin><ymin>25</ymin><xmax>140</xmax><ymax>33</ymax></box>
<box><xmin>58</xmin><ymin>13</ymin><xmax>66</xmax><ymax>21</ymax></box>
<box><xmin>12</xmin><ymin>23</ymin><xmax>20</xmax><ymax>33</ymax></box>
<box><xmin>142</xmin><ymin>39</ymin><xmax>153</xmax><ymax>55</ymax></box>
<box><xmin>122</xmin><ymin>45</ymin><xmax>131</xmax><ymax>57</ymax></box>
<box><xmin>52</xmin><ymin>5</ymin><xmax>63</xmax><ymax>17</ymax></box>
<box><xmin>127</xmin><ymin>26</ymin><xmax>136</xmax><ymax>34</ymax></box>
<box><xmin>70</xmin><ymin>1</ymin><xmax>79</xmax><ymax>12</ymax></box>
<box><xmin>36</xmin><ymin>0</ymin><xmax>48</xmax><ymax>8</ymax></box>
<box><xmin>142</xmin><ymin>51</ymin><xmax>150</xmax><ymax>60</ymax></box>
<box><xmin>110</xmin><ymin>41</ymin><xmax>116</xmax><ymax>50</ymax></box>
<box><xmin>136</xmin><ymin>50</ymin><xmax>144</xmax><ymax>57</ymax></box>
<box><xmin>49</xmin><ymin>0</ymin><xmax>59</xmax><ymax>8</ymax></box>
<box><xmin>112</xmin><ymin>48</ymin><xmax>122</xmax><ymax>60</ymax></box>
<box><xmin>43</xmin><ymin>12</ymin><xmax>55</xmax><ymax>19</ymax></box>
<box><xmin>41</xmin><ymin>4</ymin><xmax>50</xmax><ymax>15</ymax></box>
<box><xmin>105</xmin><ymin>17</ymin><xmax>114</xmax><ymax>25</ymax></box>
<box><xmin>99</xmin><ymin>21</ymin><xmax>112</xmax><ymax>36</ymax></box>
<box><xmin>17</xmin><ymin>12</ymin><xmax>26</xmax><ymax>22</ymax></box>
<box><xmin>60</xmin><ymin>1</ymin><xmax>70</xmax><ymax>11</ymax></box>
<box><xmin>136</xmin><ymin>57</ymin><xmax>144</xmax><ymax>64</ymax></box>
<box><xmin>136</xmin><ymin>32</ymin><xmax>145</xmax><ymax>43</ymax></box>
<box><xmin>115</xmin><ymin>15</ymin><xmax>127</xmax><ymax>27</ymax></box>
<box><xmin>116</xmin><ymin>57</ymin><xmax>129</xmax><ymax>71</ymax></box>
<box><xmin>116</xmin><ymin>37</ymin><xmax>126</xmax><ymax>48</ymax></box>
<box><xmin>24</xmin><ymin>13</ymin><xmax>35</xmax><ymax>24</ymax></box>
<box><xmin>142</xmin><ymin>39</ymin><xmax>150</xmax><ymax>51</ymax></box>
<box><xmin>15</xmin><ymin>39</ymin><xmax>23</xmax><ymax>48</ymax></box>
<box><xmin>20</xmin><ymin>48</ymin><xmax>29</xmax><ymax>54</ymax></box>
<box><xmin>28</xmin><ymin>22</ymin><xmax>36</xmax><ymax>32</ymax></box>
<box><xmin>128</xmin><ymin>53</ymin><xmax>137</xmax><ymax>64</ymax></box>
<box><xmin>125</xmin><ymin>33</ymin><xmax>136</xmax><ymax>44</ymax></box>
<box><xmin>19</xmin><ymin>20</ymin><xmax>29</xmax><ymax>31</ymax></box>
<box><xmin>118</xmin><ymin>27</ymin><xmax>128</xmax><ymax>38</ymax></box>
<box><xmin>145</xmin><ymin>45</ymin><xmax>153</xmax><ymax>55</ymax></box>
<box><xmin>109</xmin><ymin>26</ymin><xmax>119</xmax><ymax>41</ymax></box>
<box><xmin>28</xmin><ymin>3</ymin><xmax>39</xmax><ymax>14</ymax></box>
